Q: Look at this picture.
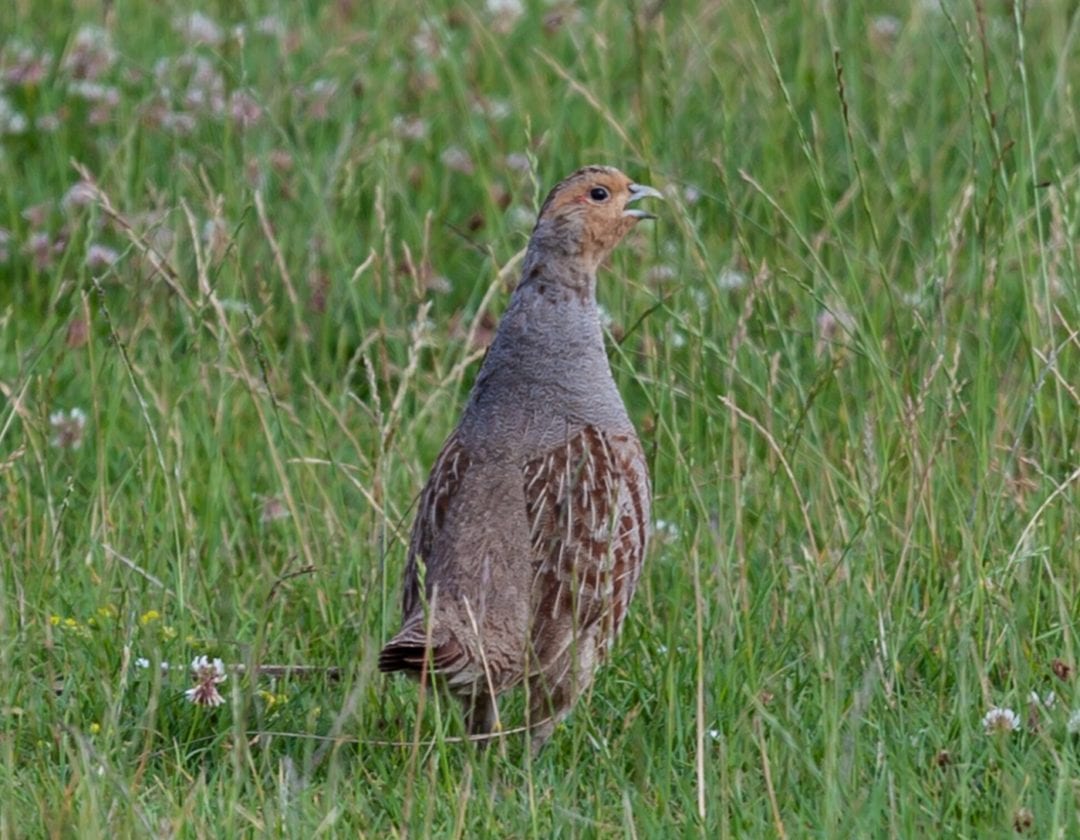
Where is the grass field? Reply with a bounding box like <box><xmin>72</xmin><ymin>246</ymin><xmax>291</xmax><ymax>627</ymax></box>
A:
<box><xmin>2</xmin><ymin>0</ymin><xmax>1079</xmax><ymax>836</ymax></box>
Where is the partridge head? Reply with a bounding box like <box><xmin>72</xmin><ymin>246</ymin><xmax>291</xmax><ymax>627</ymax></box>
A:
<box><xmin>529</xmin><ymin>165</ymin><xmax>664</xmax><ymax>273</ymax></box>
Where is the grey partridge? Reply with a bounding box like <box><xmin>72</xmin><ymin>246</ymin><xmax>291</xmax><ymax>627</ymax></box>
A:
<box><xmin>379</xmin><ymin>165</ymin><xmax>659</xmax><ymax>752</ymax></box>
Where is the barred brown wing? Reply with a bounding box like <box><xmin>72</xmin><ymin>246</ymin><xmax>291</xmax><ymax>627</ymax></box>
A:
<box><xmin>522</xmin><ymin>426</ymin><xmax>649</xmax><ymax>673</ymax></box>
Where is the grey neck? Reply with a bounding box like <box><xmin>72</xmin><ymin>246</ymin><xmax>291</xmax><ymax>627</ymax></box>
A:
<box><xmin>459</xmin><ymin>250</ymin><xmax>631</xmax><ymax>454</ymax></box>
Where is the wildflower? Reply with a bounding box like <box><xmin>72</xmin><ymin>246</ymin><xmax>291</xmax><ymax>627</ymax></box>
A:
<box><xmin>869</xmin><ymin>15</ymin><xmax>902</xmax><ymax>46</ymax></box>
<box><xmin>62</xmin><ymin>25</ymin><xmax>116</xmax><ymax>81</ymax></box>
<box><xmin>815</xmin><ymin>304</ymin><xmax>856</xmax><ymax>357</ymax></box>
<box><xmin>507</xmin><ymin>205</ymin><xmax>535</xmax><ymax>230</ymax></box>
<box><xmin>654</xmin><ymin>519</ymin><xmax>681</xmax><ymax>541</ymax></box>
<box><xmin>268</xmin><ymin>149</ymin><xmax>293</xmax><ymax>173</ymax></box>
<box><xmin>134</xmin><ymin>657</ymin><xmax>150</xmax><ymax>669</ymax></box>
<box><xmin>139</xmin><ymin>609</ymin><xmax>161</xmax><ymax>626</ymax></box>
<box><xmin>88</xmin><ymin>722</ymin><xmax>101</xmax><ymax>734</ymax></box>
<box><xmin>707</xmin><ymin>728</ymin><xmax>721</xmax><ymax>742</ymax></box>
<box><xmin>254</xmin><ymin>16</ymin><xmax>285</xmax><ymax>38</ymax></box>
<box><xmin>716</xmin><ymin>268</ymin><xmax>748</xmax><ymax>291</ymax></box>
<box><xmin>228</xmin><ymin>89</ymin><xmax>262</xmax><ymax>128</ymax></box>
<box><xmin>86</xmin><ymin>243</ymin><xmax>119</xmax><ymax>270</ymax></box>
<box><xmin>391</xmin><ymin>114</ymin><xmax>428</xmax><ymax>141</ymax></box>
<box><xmin>1067</xmin><ymin>709</ymin><xmax>1080</xmax><ymax>734</ymax></box>
<box><xmin>440</xmin><ymin>145</ymin><xmax>475</xmax><ymax>175</ymax></box>
<box><xmin>647</xmin><ymin>264</ymin><xmax>677</xmax><ymax>285</ymax></box>
<box><xmin>49</xmin><ymin>408</ymin><xmax>87</xmax><ymax>450</ymax></box>
<box><xmin>62</xmin><ymin>181</ymin><xmax>97</xmax><ymax>212</ymax></box>
<box><xmin>596</xmin><ymin>304</ymin><xmax>613</xmax><ymax>329</ymax></box>
<box><xmin>185</xmin><ymin>655</ymin><xmax>227</xmax><ymax>707</ymax></box>
<box><xmin>160</xmin><ymin>625</ymin><xmax>178</xmax><ymax>640</ymax></box>
<box><xmin>3</xmin><ymin>42</ymin><xmax>51</xmax><ymax>87</ymax></box>
<box><xmin>0</xmin><ymin>95</ymin><xmax>28</xmax><ymax>135</ymax></box>
<box><xmin>258</xmin><ymin>689</ymin><xmax>288</xmax><ymax>708</ymax></box>
<box><xmin>260</xmin><ymin>496</ymin><xmax>289</xmax><ymax>524</ymax></box>
<box><xmin>67</xmin><ymin>80</ymin><xmax>120</xmax><ymax>107</ymax></box>
<box><xmin>49</xmin><ymin>615</ymin><xmax>61</xmax><ymax>626</ymax></box>
<box><xmin>26</xmin><ymin>232</ymin><xmax>54</xmax><ymax>270</ymax></box>
<box><xmin>504</xmin><ymin>152</ymin><xmax>531</xmax><ymax>174</ymax></box>
<box><xmin>1028</xmin><ymin>691</ymin><xmax>1056</xmax><ymax>709</ymax></box>
<box><xmin>982</xmin><ymin>706</ymin><xmax>1020</xmax><ymax>735</ymax></box>
<box><xmin>304</xmin><ymin>79</ymin><xmax>337</xmax><ymax>121</ymax></box>
<box><xmin>174</xmin><ymin>12</ymin><xmax>224</xmax><ymax>46</ymax></box>
<box><xmin>159</xmin><ymin>110</ymin><xmax>197</xmax><ymax>135</ymax></box>
<box><xmin>486</xmin><ymin>0</ymin><xmax>524</xmax><ymax>31</ymax></box>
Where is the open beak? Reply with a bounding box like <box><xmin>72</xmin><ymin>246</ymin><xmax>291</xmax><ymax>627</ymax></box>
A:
<box><xmin>623</xmin><ymin>182</ymin><xmax>664</xmax><ymax>220</ymax></box>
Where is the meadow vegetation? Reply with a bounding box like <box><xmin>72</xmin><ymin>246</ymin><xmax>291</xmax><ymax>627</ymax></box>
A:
<box><xmin>1</xmin><ymin>0</ymin><xmax>1078</xmax><ymax>835</ymax></box>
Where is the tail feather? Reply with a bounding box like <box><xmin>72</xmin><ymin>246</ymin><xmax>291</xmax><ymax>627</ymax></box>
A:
<box><xmin>378</xmin><ymin>622</ymin><xmax>464</xmax><ymax>677</ymax></box>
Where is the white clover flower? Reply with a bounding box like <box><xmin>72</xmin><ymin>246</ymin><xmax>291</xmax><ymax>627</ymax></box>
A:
<box><xmin>50</xmin><ymin>407</ymin><xmax>87</xmax><ymax>450</ymax></box>
<box><xmin>982</xmin><ymin>706</ymin><xmax>1020</xmax><ymax>735</ymax></box>
<box><xmin>67</xmin><ymin>80</ymin><xmax>120</xmax><ymax>106</ymax></box>
<box><xmin>259</xmin><ymin>496</ymin><xmax>289</xmax><ymax>524</ymax></box>
<box><xmin>391</xmin><ymin>114</ymin><xmax>428</xmax><ymax>141</ymax></box>
<box><xmin>174</xmin><ymin>12</ymin><xmax>224</xmax><ymax>46</ymax></box>
<box><xmin>440</xmin><ymin>145</ymin><xmax>475</xmax><ymax>175</ymax></box>
<box><xmin>504</xmin><ymin>152</ymin><xmax>531</xmax><ymax>173</ymax></box>
<box><xmin>596</xmin><ymin>304</ymin><xmax>614</xmax><ymax>329</ymax></box>
<box><xmin>185</xmin><ymin>655</ymin><xmax>227</xmax><ymax>707</ymax></box>
<box><xmin>646</xmin><ymin>264</ymin><xmax>677</xmax><ymax>285</ymax></box>
<box><xmin>86</xmin><ymin>243</ymin><xmax>119</xmax><ymax>270</ymax></box>
<box><xmin>228</xmin><ymin>89</ymin><xmax>262</xmax><ymax>128</ymax></box>
<box><xmin>1029</xmin><ymin>691</ymin><xmax>1056</xmax><ymax>709</ymax></box>
<box><xmin>62</xmin><ymin>25</ymin><xmax>116</xmax><ymax>81</ymax></box>
<box><xmin>62</xmin><ymin>180</ymin><xmax>97</xmax><ymax>211</ymax></box>
<box><xmin>870</xmin><ymin>15</ymin><xmax>902</xmax><ymax>42</ymax></box>
<box><xmin>254</xmin><ymin>16</ymin><xmax>286</xmax><ymax>38</ymax></box>
<box><xmin>0</xmin><ymin>95</ymin><xmax>28</xmax><ymax>135</ymax></box>
<box><xmin>487</xmin><ymin>0</ymin><xmax>523</xmax><ymax>15</ymax></box>
<box><xmin>134</xmin><ymin>657</ymin><xmax>151</xmax><ymax>669</ymax></box>
<box><xmin>716</xmin><ymin>268</ymin><xmax>748</xmax><ymax>291</ymax></box>
<box><xmin>654</xmin><ymin>519</ymin><xmax>681</xmax><ymax>540</ymax></box>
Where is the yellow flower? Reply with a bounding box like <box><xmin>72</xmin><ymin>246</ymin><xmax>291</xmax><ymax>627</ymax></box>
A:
<box><xmin>97</xmin><ymin>605</ymin><xmax>118</xmax><ymax>619</ymax></box>
<box><xmin>160</xmin><ymin>625</ymin><xmax>178</xmax><ymax>640</ymax></box>
<box><xmin>258</xmin><ymin>690</ymin><xmax>288</xmax><ymax>708</ymax></box>
<box><xmin>49</xmin><ymin>615</ymin><xmax>61</xmax><ymax>626</ymax></box>
<box><xmin>139</xmin><ymin>610</ymin><xmax>161</xmax><ymax>626</ymax></box>
<box><xmin>63</xmin><ymin>617</ymin><xmax>79</xmax><ymax>629</ymax></box>
<box><xmin>88</xmin><ymin>722</ymin><xmax>101</xmax><ymax>734</ymax></box>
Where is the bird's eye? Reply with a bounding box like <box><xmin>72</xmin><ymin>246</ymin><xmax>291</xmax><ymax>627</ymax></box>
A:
<box><xmin>589</xmin><ymin>186</ymin><xmax>610</xmax><ymax>202</ymax></box>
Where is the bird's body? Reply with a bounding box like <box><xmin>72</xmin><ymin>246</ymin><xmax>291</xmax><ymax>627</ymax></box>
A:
<box><xmin>379</xmin><ymin>165</ymin><xmax>658</xmax><ymax>750</ymax></box>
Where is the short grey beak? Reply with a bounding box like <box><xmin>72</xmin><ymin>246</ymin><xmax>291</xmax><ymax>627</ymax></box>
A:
<box><xmin>623</xmin><ymin>183</ymin><xmax>664</xmax><ymax>219</ymax></box>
